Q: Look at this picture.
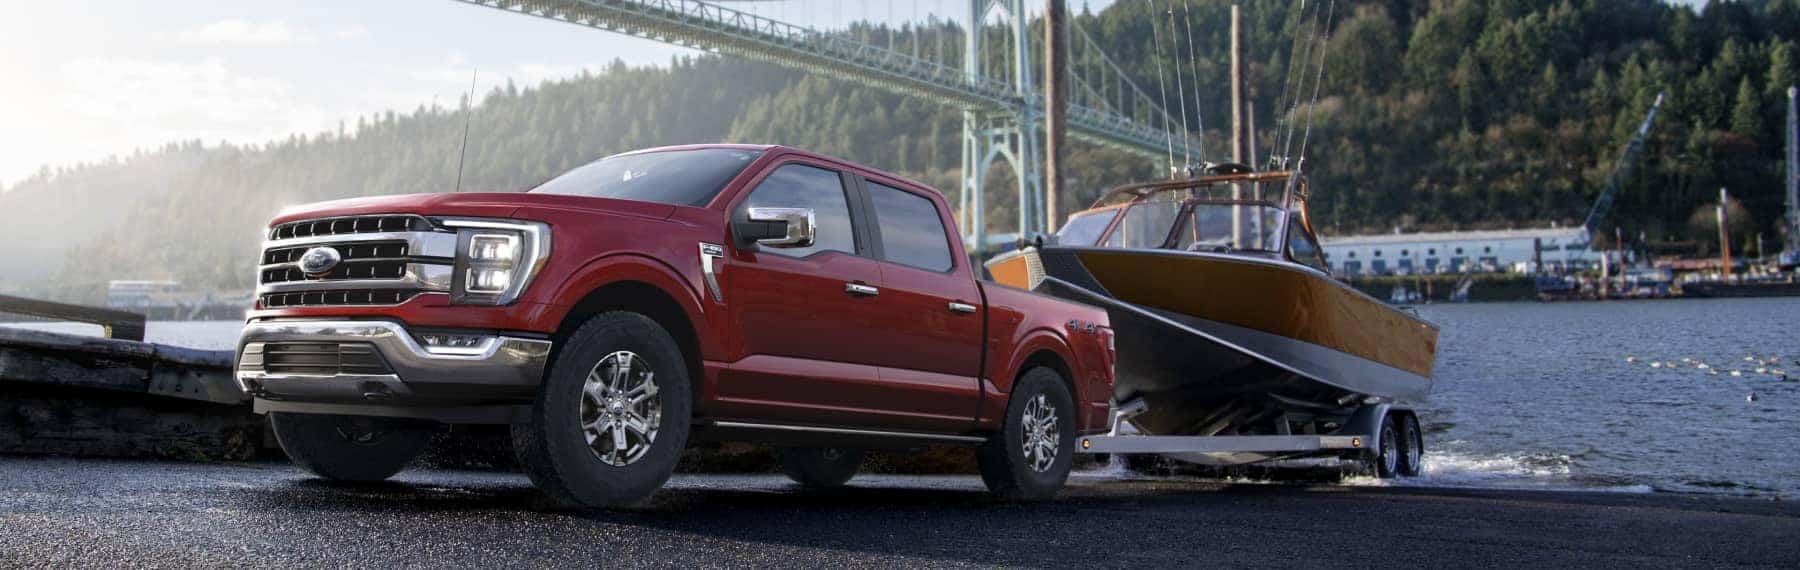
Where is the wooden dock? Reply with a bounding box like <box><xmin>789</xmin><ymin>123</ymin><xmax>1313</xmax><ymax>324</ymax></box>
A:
<box><xmin>0</xmin><ymin>294</ymin><xmax>258</xmax><ymax>460</ymax></box>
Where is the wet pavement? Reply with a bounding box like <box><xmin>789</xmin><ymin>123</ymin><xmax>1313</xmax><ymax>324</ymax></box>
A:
<box><xmin>0</xmin><ymin>456</ymin><xmax>1795</xmax><ymax>568</ymax></box>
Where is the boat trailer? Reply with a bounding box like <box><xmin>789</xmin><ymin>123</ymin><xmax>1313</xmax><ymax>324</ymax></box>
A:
<box><xmin>1073</xmin><ymin>398</ymin><xmax>1423</xmax><ymax>476</ymax></box>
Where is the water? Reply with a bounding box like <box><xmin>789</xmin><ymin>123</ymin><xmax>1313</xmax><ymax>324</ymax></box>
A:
<box><xmin>5</xmin><ymin>300</ymin><xmax>1799</xmax><ymax>497</ymax></box>
<box><xmin>1402</xmin><ymin>298</ymin><xmax>1800</xmax><ymax>498</ymax></box>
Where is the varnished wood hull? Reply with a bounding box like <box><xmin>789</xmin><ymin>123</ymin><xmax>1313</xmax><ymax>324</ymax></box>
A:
<box><xmin>989</xmin><ymin>247</ymin><xmax>1438</xmax><ymax>436</ymax></box>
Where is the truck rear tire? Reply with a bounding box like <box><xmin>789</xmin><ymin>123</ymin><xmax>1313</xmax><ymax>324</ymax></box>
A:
<box><xmin>1397</xmin><ymin>413</ymin><xmax>1424</xmax><ymax>477</ymax></box>
<box><xmin>270</xmin><ymin>412</ymin><xmax>432</xmax><ymax>482</ymax></box>
<box><xmin>775</xmin><ymin>447</ymin><xmax>865</xmax><ymax>488</ymax></box>
<box><xmin>977</xmin><ymin>367</ymin><xmax>1076</xmax><ymax>500</ymax></box>
<box><xmin>513</xmin><ymin>311</ymin><xmax>691</xmax><ymax>509</ymax></box>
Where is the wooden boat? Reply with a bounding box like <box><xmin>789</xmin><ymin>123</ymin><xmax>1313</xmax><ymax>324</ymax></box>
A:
<box><xmin>988</xmin><ymin>168</ymin><xmax>1438</xmax><ymax>440</ymax></box>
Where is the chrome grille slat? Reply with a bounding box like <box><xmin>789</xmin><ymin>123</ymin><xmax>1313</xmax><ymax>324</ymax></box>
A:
<box><xmin>258</xmin><ymin>265</ymin><xmax>452</xmax><ymax>293</ymax></box>
<box><xmin>260</xmin><ymin>260</ymin><xmax>416</xmax><ymax>284</ymax></box>
<box><xmin>269</xmin><ymin>214</ymin><xmax>431</xmax><ymax>240</ymax></box>
<box><xmin>260</xmin><ymin>289</ymin><xmax>420</xmax><ymax>308</ymax></box>
<box><xmin>263</xmin><ymin>240</ymin><xmax>417</xmax><ymax>265</ymax></box>
<box><xmin>262</xmin><ymin>231</ymin><xmax>457</xmax><ymax>257</ymax></box>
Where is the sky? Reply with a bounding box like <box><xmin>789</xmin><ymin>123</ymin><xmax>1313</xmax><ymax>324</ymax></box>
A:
<box><xmin>0</xmin><ymin>0</ymin><xmax>1132</xmax><ymax>189</ymax></box>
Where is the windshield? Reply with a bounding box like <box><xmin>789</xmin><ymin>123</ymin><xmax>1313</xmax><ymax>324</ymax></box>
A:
<box><xmin>529</xmin><ymin>148</ymin><xmax>763</xmax><ymax>207</ymax></box>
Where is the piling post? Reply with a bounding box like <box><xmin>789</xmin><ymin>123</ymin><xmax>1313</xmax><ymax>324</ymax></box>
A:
<box><xmin>1719</xmin><ymin>187</ymin><xmax>1733</xmax><ymax>280</ymax></box>
<box><xmin>1044</xmin><ymin>0</ymin><xmax>1067</xmax><ymax>233</ymax></box>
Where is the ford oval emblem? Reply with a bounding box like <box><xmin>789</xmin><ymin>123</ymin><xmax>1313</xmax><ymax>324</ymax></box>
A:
<box><xmin>298</xmin><ymin>246</ymin><xmax>342</xmax><ymax>275</ymax></box>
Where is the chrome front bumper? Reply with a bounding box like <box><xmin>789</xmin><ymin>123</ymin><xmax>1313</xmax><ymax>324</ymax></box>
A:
<box><xmin>236</xmin><ymin>320</ymin><xmax>552</xmax><ymax>404</ymax></box>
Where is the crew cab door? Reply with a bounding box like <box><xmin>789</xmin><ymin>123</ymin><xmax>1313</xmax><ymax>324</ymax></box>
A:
<box><xmin>853</xmin><ymin>177</ymin><xmax>985</xmax><ymax>430</ymax></box>
<box><xmin>714</xmin><ymin>160</ymin><xmax>892</xmax><ymax>426</ymax></box>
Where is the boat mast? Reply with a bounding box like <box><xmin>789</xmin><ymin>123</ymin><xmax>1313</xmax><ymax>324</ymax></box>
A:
<box><xmin>1229</xmin><ymin>4</ymin><xmax>1245</xmax><ymax>248</ymax></box>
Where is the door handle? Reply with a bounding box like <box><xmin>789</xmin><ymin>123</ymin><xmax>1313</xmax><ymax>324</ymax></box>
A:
<box><xmin>845</xmin><ymin>283</ymin><xmax>880</xmax><ymax>297</ymax></box>
<box><xmin>948</xmin><ymin>302</ymin><xmax>978</xmax><ymax>314</ymax></box>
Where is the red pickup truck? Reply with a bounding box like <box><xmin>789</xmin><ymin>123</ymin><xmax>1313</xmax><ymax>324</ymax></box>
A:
<box><xmin>236</xmin><ymin>144</ymin><xmax>1114</xmax><ymax>507</ymax></box>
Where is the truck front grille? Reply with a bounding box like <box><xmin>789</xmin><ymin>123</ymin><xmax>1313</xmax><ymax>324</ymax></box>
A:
<box><xmin>240</xmin><ymin>342</ymin><xmax>394</xmax><ymax>376</ymax></box>
<box><xmin>256</xmin><ymin>215</ymin><xmax>456</xmax><ymax>309</ymax></box>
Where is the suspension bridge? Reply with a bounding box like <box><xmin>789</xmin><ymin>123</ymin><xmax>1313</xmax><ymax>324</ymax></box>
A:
<box><xmin>451</xmin><ymin>0</ymin><xmax>1206</xmax><ymax>247</ymax></box>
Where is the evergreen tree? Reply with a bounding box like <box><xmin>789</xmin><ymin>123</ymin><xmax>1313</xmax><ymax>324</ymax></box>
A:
<box><xmin>1733</xmin><ymin>76</ymin><xmax>1765</xmax><ymax>138</ymax></box>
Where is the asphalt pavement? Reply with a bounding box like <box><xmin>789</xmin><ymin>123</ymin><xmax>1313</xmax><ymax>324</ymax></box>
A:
<box><xmin>0</xmin><ymin>456</ymin><xmax>1795</xmax><ymax>568</ymax></box>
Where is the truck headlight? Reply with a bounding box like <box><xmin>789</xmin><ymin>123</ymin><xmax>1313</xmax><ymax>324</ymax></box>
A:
<box><xmin>440</xmin><ymin>218</ymin><xmax>551</xmax><ymax>306</ymax></box>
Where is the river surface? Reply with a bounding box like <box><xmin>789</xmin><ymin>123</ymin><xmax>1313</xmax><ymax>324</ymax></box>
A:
<box><xmin>6</xmin><ymin>298</ymin><xmax>1799</xmax><ymax>497</ymax></box>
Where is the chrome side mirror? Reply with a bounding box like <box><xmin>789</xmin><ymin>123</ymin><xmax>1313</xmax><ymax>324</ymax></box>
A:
<box><xmin>738</xmin><ymin>207</ymin><xmax>816</xmax><ymax>248</ymax></box>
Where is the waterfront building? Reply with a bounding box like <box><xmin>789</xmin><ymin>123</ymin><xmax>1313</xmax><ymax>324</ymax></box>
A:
<box><xmin>1319</xmin><ymin>226</ymin><xmax>1600</xmax><ymax>276</ymax></box>
<box><xmin>105</xmin><ymin>280</ymin><xmax>184</xmax><ymax>310</ymax></box>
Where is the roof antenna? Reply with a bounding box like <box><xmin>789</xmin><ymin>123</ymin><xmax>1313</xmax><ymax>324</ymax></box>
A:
<box><xmin>454</xmin><ymin>68</ymin><xmax>478</xmax><ymax>193</ymax></box>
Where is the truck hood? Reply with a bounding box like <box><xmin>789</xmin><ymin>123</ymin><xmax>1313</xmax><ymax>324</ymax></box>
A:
<box><xmin>269</xmin><ymin>192</ymin><xmax>678</xmax><ymax>226</ymax></box>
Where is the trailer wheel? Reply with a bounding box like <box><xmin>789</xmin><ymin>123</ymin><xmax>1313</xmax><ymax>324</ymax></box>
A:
<box><xmin>1397</xmin><ymin>414</ymin><xmax>1424</xmax><ymax>477</ymax></box>
<box><xmin>775</xmin><ymin>447</ymin><xmax>865</xmax><ymax>488</ymax></box>
<box><xmin>977</xmin><ymin>367</ymin><xmax>1076</xmax><ymax>500</ymax></box>
<box><xmin>270</xmin><ymin>413</ymin><xmax>432</xmax><ymax>482</ymax></box>
<box><xmin>512</xmin><ymin>311</ymin><xmax>691</xmax><ymax>509</ymax></box>
<box><xmin>1362</xmin><ymin>414</ymin><xmax>1400</xmax><ymax>478</ymax></box>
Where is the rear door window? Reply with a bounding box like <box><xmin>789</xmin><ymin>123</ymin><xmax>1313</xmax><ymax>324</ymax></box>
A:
<box><xmin>867</xmin><ymin>182</ymin><xmax>955</xmax><ymax>272</ymax></box>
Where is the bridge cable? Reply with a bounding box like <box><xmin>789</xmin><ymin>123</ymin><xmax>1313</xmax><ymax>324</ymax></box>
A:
<box><xmin>1180</xmin><ymin>0</ymin><xmax>1205</xmax><ymax>163</ymax></box>
<box><xmin>1145</xmin><ymin>0</ymin><xmax>1177</xmax><ymax>177</ymax></box>
<box><xmin>1295</xmin><ymin>0</ymin><xmax>1335</xmax><ymax>173</ymax></box>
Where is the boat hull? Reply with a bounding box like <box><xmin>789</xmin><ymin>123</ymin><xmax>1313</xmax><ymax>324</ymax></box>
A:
<box><xmin>992</xmin><ymin>246</ymin><xmax>1438</xmax><ymax>437</ymax></box>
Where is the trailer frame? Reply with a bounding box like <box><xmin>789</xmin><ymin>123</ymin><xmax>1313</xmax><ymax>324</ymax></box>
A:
<box><xmin>1075</xmin><ymin>398</ymin><xmax>1414</xmax><ymax>467</ymax></box>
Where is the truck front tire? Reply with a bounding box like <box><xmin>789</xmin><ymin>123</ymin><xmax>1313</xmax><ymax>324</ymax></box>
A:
<box><xmin>270</xmin><ymin>412</ymin><xmax>433</xmax><ymax>482</ymax></box>
<box><xmin>775</xmin><ymin>447</ymin><xmax>866</xmax><ymax>488</ymax></box>
<box><xmin>976</xmin><ymin>367</ymin><xmax>1077</xmax><ymax>500</ymax></box>
<box><xmin>513</xmin><ymin>311</ymin><xmax>691</xmax><ymax>509</ymax></box>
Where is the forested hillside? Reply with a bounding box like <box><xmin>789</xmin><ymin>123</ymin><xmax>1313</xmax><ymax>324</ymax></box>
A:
<box><xmin>3</xmin><ymin>0</ymin><xmax>1798</xmax><ymax>302</ymax></box>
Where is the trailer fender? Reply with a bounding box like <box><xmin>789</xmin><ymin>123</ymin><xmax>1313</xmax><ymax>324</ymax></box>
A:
<box><xmin>1342</xmin><ymin>403</ymin><xmax>1397</xmax><ymax>450</ymax></box>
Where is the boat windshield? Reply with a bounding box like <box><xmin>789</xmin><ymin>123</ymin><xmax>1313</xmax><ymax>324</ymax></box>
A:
<box><xmin>1055</xmin><ymin>208</ymin><xmax>1119</xmax><ymax>245</ymax></box>
<box><xmin>1082</xmin><ymin>198</ymin><xmax>1286</xmax><ymax>252</ymax></box>
<box><xmin>1170</xmin><ymin>202</ymin><xmax>1285</xmax><ymax>252</ymax></box>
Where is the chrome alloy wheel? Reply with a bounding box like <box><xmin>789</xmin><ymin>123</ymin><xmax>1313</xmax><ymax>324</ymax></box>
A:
<box><xmin>1404</xmin><ymin>424</ymin><xmax>1422</xmax><ymax>471</ymax></box>
<box><xmin>579</xmin><ymin>350</ymin><xmax>662</xmax><ymax>467</ymax></box>
<box><xmin>1021</xmin><ymin>393</ymin><xmax>1059</xmax><ymax>472</ymax></box>
<box><xmin>1381</xmin><ymin>427</ymin><xmax>1399</xmax><ymax>475</ymax></box>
